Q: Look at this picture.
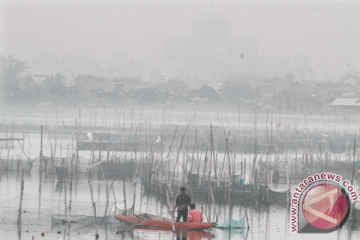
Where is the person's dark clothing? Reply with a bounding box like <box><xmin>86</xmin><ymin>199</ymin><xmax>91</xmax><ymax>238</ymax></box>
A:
<box><xmin>175</xmin><ymin>194</ymin><xmax>191</xmax><ymax>222</ymax></box>
<box><xmin>176</xmin><ymin>194</ymin><xmax>191</xmax><ymax>208</ymax></box>
<box><xmin>176</xmin><ymin>209</ymin><xmax>188</xmax><ymax>222</ymax></box>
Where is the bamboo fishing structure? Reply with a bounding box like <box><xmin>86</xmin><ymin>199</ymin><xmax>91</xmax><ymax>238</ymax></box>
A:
<box><xmin>17</xmin><ymin>168</ymin><xmax>24</xmax><ymax>239</ymax></box>
<box><xmin>4</xmin><ymin>104</ymin><xmax>360</xmax><ymax>239</ymax></box>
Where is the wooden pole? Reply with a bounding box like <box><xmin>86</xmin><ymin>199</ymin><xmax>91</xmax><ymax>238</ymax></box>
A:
<box><xmin>165</xmin><ymin>187</ymin><xmax>175</xmax><ymax>231</ymax></box>
<box><xmin>208</xmin><ymin>171</ymin><xmax>217</xmax><ymax>223</ymax></box>
<box><xmin>40</xmin><ymin>126</ymin><xmax>43</xmax><ymax>173</ymax></box>
<box><xmin>88</xmin><ymin>167</ymin><xmax>98</xmax><ymax>239</ymax></box>
<box><xmin>38</xmin><ymin>126</ymin><xmax>43</xmax><ymax>219</ymax></box>
<box><xmin>68</xmin><ymin>151</ymin><xmax>74</xmax><ymax>238</ymax></box>
<box><xmin>244</xmin><ymin>158</ymin><xmax>246</xmax><ymax>183</ymax></box>
<box><xmin>210</xmin><ymin>125</ymin><xmax>217</xmax><ymax>183</ymax></box>
<box><xmin>5</xmin><ymin>127</ymin><xmax>8</xmax><ymax>149</ymax></box>
<box><xmin>228</xmin><ymin>131</ymin><xmax>232</xmax><ymax>231</ymax></box>
<box><xmin>171</xmin><ymin>122</ymin><xmax>191</xmax><ymax>185</ymax></box>
<box><xmin>104</xmin><ymin>174</ymin><xmax>119</xmax><ymax>219</ymax></box>
<box><xmin>238</xmin><ymin>104</ymin><xmax>241</xmax><ymax>131</ymax></box>
<box><xmin>251</xmin><ymin>110</ymin><xmax>258</xmax><ymax>183</ymax></box>
<box><xmin>17</xmin><ymin>169</ymin><xmax>25</xmax><ymax>239</ymax></box>
<box><xmin>131</xmin><ymin>146</ymin><xmax>138</xmax><ymax>216</ymax></box>
<box><xmin>123</xmin><ymin>176</ymin><xmax>127</xmax><ymax>214</ymax></box>
<box><xmin>63</xmin><ymin>151</ymin><xmax>68</xmax><ymax>240</ymax></box>
<box><xmin>12</xmin><ymin>117</ymin><xmax>15</xmax><ymax>148</ymax></box>
<box><xmin>351</xmin><ymin>138</ymin><xmax>356</xmax><ymax>185</ymax></box>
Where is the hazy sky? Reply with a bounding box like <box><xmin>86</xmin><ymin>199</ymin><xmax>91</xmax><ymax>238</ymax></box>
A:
<box><xmin>1</xmin><ymin>0</ymin><xmax>359</xmax><ymax>80</ymax></box>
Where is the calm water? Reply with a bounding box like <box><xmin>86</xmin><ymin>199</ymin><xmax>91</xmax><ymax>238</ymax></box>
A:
<box><xmin>1</xmin><ymin>163</ymin><xmax>360</xmax><ymax>239</ymax></box>
<box><xmin>2</xmin><ymin>105</ymin><xmax>360</xmax><ymax>133</ymax></box>
<box><xmin>1</xmin><ymin>109</ymin><xmax>360</xmax><ymax>239</ymax></box>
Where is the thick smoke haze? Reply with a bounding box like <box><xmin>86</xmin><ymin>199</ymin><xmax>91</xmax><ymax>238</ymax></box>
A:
<box><xmin>1</xmin><ymin>0</ymin><xmax>359</xmax><ymax>80</ymax></box>
<box><xmin>1</xmin><ymin>2</ymin><xmax>360</xmax><ymax>240</ymax></box>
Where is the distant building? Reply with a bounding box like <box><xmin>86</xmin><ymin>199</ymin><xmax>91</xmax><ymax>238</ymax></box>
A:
<box><xmin>264</xmin><ymin>89</ymin><xmax>320</xmax><ymax>113</ymax></box>
<box><xmin>73</xmin><ymin>75</ymin><xmax>113</xmax><ymax>92</ymax></box>
<box><xmin>112</xmin><ymin>77</ymin><xmax>148</xmax><ymax>91</ymax></box>
<box><xmin>331</xmin><ymin>98</ymin><xmax>360</xmax><ymax>114</ymax></box>
<box><xmin>338</xmin><ymin>71</ymin><xmax>360</xmax><ymax>89</ymax></box>
<box><xmin>314</xmin><ymin>82</ymin><xmax>358</xmax><ymax>100</ymax></box>
<box><xmin>301</xmin><ymin>79</ymin><xmax>321</xmax><ymax>90</ymax></box>
<box><xmin>311</xmin><ymin>82</ymin><xmax>358</xmax><ymax>113</ymax></box>
<box><xmin>253</xmin><ymin>77</ymin><xmax>291</xmax><ymax>98</ymax></box>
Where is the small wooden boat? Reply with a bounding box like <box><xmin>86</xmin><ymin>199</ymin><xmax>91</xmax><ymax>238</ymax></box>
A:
<box><xmin>115</xmin><ymin>214</ymin><xmax>215</xmax><ymax>230</ymax></box>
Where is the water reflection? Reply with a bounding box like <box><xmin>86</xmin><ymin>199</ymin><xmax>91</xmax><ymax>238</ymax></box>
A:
<box><xmin>175</xmin><ymin>230</ymin><xmax>213</xmax><ymax>240</ymax></box>
<box><xmin>132</xmin><ymin>226</ymin><xmax>214</xmax><ymax>240</ymax></box>
<box><xmin>55</xmin><ymin>181</ymin><xmax>64</xmax><ymax>192</ymax></box>
<box><xmin>0</xmin><ymin>163</ymin><xmax>360</xmax><ymax>239</ymax></box>
<box><xmin>220</xmin><ymin>228</ymin><xmax>246</xmax><ymax>239</ymax></box>
<box><xmin>128</xmin><ymin>226</ymin><xmax>250</xmax><ymax>240</ymax></box>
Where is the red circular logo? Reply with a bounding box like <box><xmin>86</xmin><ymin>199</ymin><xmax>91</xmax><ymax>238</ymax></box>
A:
<box><xmin>302</xmin><ymin>183</ymin><xmax>349</xmax><ymax>230</ymax></box>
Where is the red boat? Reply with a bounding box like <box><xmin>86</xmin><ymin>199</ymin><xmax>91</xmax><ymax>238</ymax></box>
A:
<box><xmin>115</xmin><ymin>214</ymin><xmax>215</xmax><ymax>230</ymax></box>
<box><xmin>133</xmin><ymin>226</ymin><xmax>213</xmax><ymax>239</ymax></box>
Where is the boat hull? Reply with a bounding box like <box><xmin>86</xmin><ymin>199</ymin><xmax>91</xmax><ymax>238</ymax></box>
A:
<box><xmin>115</xmin><ymin>215</ymin><xmax>215</xmax><ymax>230</ymax></box>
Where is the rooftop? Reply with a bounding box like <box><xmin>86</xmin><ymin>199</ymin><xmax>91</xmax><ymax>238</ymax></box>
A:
<box><xmin>331</xmin><ymin>98</ymin><xmax>360</xmax><ymax>107</ymax></box>
<box><xmin>279</xmin><ymin>90</ymin><xmax>316</xmax><ymax>101</ymax></box>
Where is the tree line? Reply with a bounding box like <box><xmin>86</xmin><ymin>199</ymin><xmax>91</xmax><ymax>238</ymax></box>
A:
<box><xmin>1</xmin><ymin>55</ymin><xmax>261</xmax><ymax>106</ymax></box>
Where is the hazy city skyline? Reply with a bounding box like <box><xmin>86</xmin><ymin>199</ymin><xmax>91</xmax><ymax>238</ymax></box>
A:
<box><xmin>1</xmin><ymin>0</ymin><xmax>359</xmax><ymax>80</ymax></box>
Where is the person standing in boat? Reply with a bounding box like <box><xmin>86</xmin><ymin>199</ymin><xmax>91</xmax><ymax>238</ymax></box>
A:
<box><xmin>187</xmin><ymin>204</ymin><xmax>203</xmax><ymax>223</ymax></box>
<box><xmin>173</xmin><ymin>186</ymin><xmax>191</xmax><ymax>222</ymax></box>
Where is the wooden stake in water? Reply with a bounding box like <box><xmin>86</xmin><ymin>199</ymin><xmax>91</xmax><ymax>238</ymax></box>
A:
<box><xmin>208</xmin><ymin>171</ymin><xmax>217</xmax><ymax>223</ymax></box>
<box><xmin>38</xmin><ymin>126</ymin><xmax>43</xmax><ymax>218</ymax></box>
<box><xmin>165</xmin><ymin>187</ymin><xmax>175</xmax><ymax>231</ymax></box>
<box><xmin>351</xmin><ymin>138</ymin><xmax>356</xmax><ymax>185</ymax></box>
<box><xmin>78</xmin><ymin>108</ymin><xmax>81</xmax><ymax>129</ymax></box>
<box><xmin>251</xmin><ymin>110</ymin><xmax>258</xmax><ymax>183</ymax></box>
<box><xmin>5</xmin><ymin>127</ymin><xmax>8</xmax><ymax>149</ymax></box>
<box><xmin>227</xmin><ymin>131</ymin><xmax>233</xmax><ymax>231</ymax></box>
<box><xmin>210</xmin><ymin>125</ymin><xmax>217</xmax><ymax>183</ymax></box>
<box><xmin>238</xmin><ymin>104</ymin><xmax>241</xmax><ymax>131</ymax></box>
<box><xmin>68</xmin><ymin>152</ymin><xmax>74</xmax><ymax>239</ymax></box>
<box><xmin>171</xmin><ymin>122</ymin><xmax>191</xmax><ymax>185</ymax></box>
<box><xmin>245</xmin><ymin>209</ymin><xmax>250</xmax><ymax>231</ymax></box>
<box><xmin>40</xmin><ymin>125</ymin><xmax>43</xmax><ymax>173</ymax></box>
<box><xmin>132</xmin><ymin>148</ymin><xmax>138</xmax><ymax>216</ymax></box>
<box><xmin>88</xmin><ymin>167</ymin><xmax>98</xmax><ymax>239</ymax></box>
<box><xmin>104</xmin><ymin>173</ymin><xmax>119</xmax><ymax>221</ymax></box>
<box><xmin>17</xmin><ymin>169</ymin><xmax>25</xmax><ymax>239</ymax></box>
<box><xmin>123</xmin><ymin>175</ymin><xmax>127</xmax><ymax>214</ymax></box>
<box><xmin>12</xmin><ymin>117</ymin><xmax>15</xmax><ymax>148</ymax></box>
<box><xmin>63</xmin><ymin>153</ymin><xmax>68</xmax><ymax>240</ymax></box>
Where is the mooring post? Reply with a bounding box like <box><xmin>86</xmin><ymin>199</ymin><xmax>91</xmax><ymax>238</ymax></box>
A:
<box><xmin>123</xmin><ymin>175</ymin><xmax>127</xmax><ymax>214</ymax></box>
<box><xmin>351</xmin><ymin>138</ymin><xmax>356</xmax><ymax>185</ymax></box>
<box><xmin>17</xmin><ymin>169</ymin><xmax>25</xmax><ymax>238</ymax></box>
<box><xmin>40</xmin><ymin>125</ymin><xmax>43</xmax><ymax>173</ymax></box>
